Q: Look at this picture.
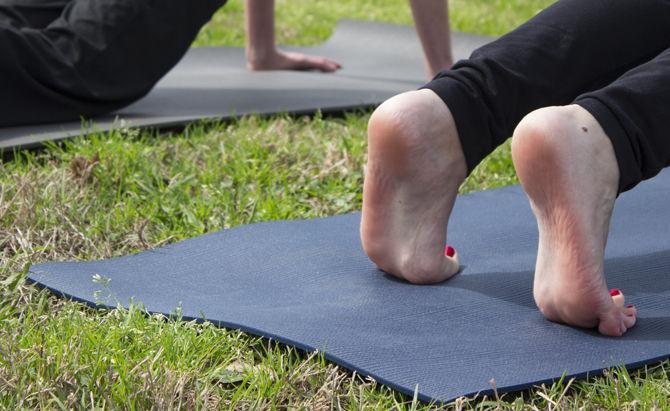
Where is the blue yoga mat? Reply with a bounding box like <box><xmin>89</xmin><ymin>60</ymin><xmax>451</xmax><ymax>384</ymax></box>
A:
<box><xmin>28</xmin><ymin>168</ymin><xmax>670</xmax><ymax>403</ymax></box>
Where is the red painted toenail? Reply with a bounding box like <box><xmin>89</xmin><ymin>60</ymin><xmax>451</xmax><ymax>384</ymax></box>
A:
<box><xmin>609</xmin><ymin>289</ymin><xmax>621</xmax><ymax>297</ymax></box>
<box><xmin>626</xmin><ymin>304</ymin><xmax>634</xmax><ymax>309</ymax></box>
<box><xmin>445</xmin><ymin>245</ymin><xmax>455</xmax><ymax>258</ymax></box>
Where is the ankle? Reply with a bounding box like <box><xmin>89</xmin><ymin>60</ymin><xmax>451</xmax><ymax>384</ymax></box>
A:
<box><xmin>368</xmin><ymin>90</ymin><xmax>467</xmax><ymax>183</ymax></box>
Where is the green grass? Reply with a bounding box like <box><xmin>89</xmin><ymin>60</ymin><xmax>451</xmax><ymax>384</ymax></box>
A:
<box><xmin>1</xmin><ymin>0</ymin><xmax>669</xmax><ymax>408</ymax></box>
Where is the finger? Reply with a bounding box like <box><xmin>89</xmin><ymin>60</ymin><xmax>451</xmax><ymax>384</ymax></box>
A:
<box><xmin>298</xmin><ymin>55</ymin><xmax>341</xmax><ymax>72</ymax></box>
<box><xmin>329</xmin><ymin>59</ymin><xmax>343</xmax><ymax>69</ymax></box>
<box><xmin>310</xmin><ymin>56</ymin><xmax>341</xmax><ymax>71</ymax></box>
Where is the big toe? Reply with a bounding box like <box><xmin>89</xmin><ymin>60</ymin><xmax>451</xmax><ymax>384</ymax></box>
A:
<box><xmin>400</xmin><ymin>246</ymin><xmax>460</xmax><ymax>284</ymax></box>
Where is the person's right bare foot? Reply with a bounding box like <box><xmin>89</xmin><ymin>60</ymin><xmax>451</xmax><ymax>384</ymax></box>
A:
<box><xmin>512</xmin><ymin>105</ymin><xmax>637</xmax><ymax>336</ymax></box>
<box><xmin>361</xmin><ymin>89</ymin><xmax>466</xmax><ymax>284</ymax></box>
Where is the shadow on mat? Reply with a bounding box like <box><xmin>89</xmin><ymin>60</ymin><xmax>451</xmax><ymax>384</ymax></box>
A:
<box><xmin>381</xmin><ymin>249</ymin><xmax>670</xmax><ymax>340</ymax></box>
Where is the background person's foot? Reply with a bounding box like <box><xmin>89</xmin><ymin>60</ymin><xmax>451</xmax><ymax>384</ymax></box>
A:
<box><xmin>361</xmin><ymin>89</ymin><xmax>466</xmax><ymax>284</ymax></box>
<box><xmin>512</xmin><ymin>105</ymin><xmax>637</xmax><ymax>336</ymax></box>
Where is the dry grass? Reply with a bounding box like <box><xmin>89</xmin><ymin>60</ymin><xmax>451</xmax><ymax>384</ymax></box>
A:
<box><xmin>2</xmin><ymin>0</ymin><xmax>670</xmax><ymax>408</ymax></box>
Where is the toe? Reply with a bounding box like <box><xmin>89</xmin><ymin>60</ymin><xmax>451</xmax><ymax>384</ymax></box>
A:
<box><xmin>598</xmin><ymin>311</ymin><xmax>626</xmax><ymax>336</ymax></box>
<box><xmin>623</xmin><ymin>305</ymin><xmax>637</xmax><ymax>329</ymax></box>
<box><xmin>611</xmin><ymin>290</ymin><xmax>637</xmax><ymax>330</ymax></box>
<box><xmin>610</xmin><ymin>288</ymin><xmax>625</xmax><ymax>308</ymax></box>
<box><xmin>597</xmin><ymin>296</ymin><xmax>637</xmax><ymax>337</ymax></box>
<box><xmin>399</xmin><ymin>245</ymin><xmax>460</xmax><ymax>284</ymax></box>
<box><xmin>442</xmin><ymin>248</ymin><xmax>460</xmax><ymax>278</ymax></box>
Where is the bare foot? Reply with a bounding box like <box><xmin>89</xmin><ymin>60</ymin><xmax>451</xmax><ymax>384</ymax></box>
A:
<box><xmin>512</xmin><ymin>105</ymin><xmax>637</xmax><ymax>336</ymax></box>
<box><xmin>361</xmin><ymin>89</ymin><xmax>466</xmax><ymax>284</ymax></box>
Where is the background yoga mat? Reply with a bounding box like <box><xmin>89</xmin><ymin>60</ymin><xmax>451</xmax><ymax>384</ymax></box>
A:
<box><xmin>0</xmin><ymin>20</ymin><xmax>492</xmax><ymax>149</ymax></box>
<box><xmin>28</xmin><ymin>168</ymin><xmax>670</xmax><ymax>403</ymax></box>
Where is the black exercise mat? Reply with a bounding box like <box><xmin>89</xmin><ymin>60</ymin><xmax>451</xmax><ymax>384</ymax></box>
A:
<box><xmin>28</xmin><ymin>168</ymin><xmax>670</xmax><ymax>403</ymax></box>
<box><xmin>0</xmin><ymin>20</ymin><xmax>493</xmax><ymax>149</ymax></box>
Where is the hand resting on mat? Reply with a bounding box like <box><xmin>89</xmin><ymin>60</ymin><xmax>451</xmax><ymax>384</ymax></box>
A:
<box><xmin>245</xmin><ymin>0</ymin><xmax>453</xmax><ymax>76</ymax></box>
<box><xmin>248</xmin><ymin>49</ymin><xmax>341</xmax><ymax>72</ymax></box>
<box><xmin>245</xmin><ymin>0</ymin><xmax>341</xmax><ymax>72</ymax></box>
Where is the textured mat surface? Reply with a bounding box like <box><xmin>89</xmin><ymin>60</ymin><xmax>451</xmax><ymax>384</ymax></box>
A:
<box><xmin>28</xmin><ymin>168</ymin><xmax>670</xmax><ymax>402</ymax></box>
<box><xmin>0</xmin><ymin>20</ymin><xmax>492</xmax><ymax>149</ymax></box>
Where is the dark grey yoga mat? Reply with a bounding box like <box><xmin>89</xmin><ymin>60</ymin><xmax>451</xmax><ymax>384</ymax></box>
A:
<box><xmin>28</xmin><ymin>168</ymin><xmax>670</xmax><ymax>403</ymax></box>
<box><xmin>0</xmin><ymin>20</ymin><xmax>492</xmax><ymax>149</ymax></box>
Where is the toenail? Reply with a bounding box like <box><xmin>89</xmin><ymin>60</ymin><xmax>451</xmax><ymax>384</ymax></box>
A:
<box><xmin>626</xmin><ymin>304</ymin><xmax>634</xmax><ymax>309</ymax></box>
<box><xmin>609</xmin><ymin>289</ymin><xmax>621</xmax><ymax>296</ymax></box>
<box><xmin>445</xmin><ymin>245</ymin><xmax>455</xmax><ymax>258</ymax></box>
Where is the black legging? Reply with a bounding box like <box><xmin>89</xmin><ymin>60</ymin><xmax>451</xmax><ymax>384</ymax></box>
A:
<box><xmin>0</xmin><ymin>0</ymin><xmax>224</xmax><ymax>127</ymax></box>
<box><xmin>423</xmin><ymin>0</ymin><xmax>670</xmax><ymax>193</ymax></box>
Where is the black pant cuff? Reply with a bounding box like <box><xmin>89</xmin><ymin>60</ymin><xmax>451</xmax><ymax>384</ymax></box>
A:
<box><xmin>420</xmin><ymin>73</ymin><xmax>495</xmax><ymax>174</ymax></box>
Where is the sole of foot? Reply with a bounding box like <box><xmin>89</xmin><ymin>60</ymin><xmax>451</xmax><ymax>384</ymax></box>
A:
<box><xmin>361</xmin><ymin>89</ymin><xmax>467</xmax><ymax>284</ymax></box>
<box><xmin>511</xmin><ymin>104</ymin><xmax>637</xmax><ymax>336</ymax></box>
